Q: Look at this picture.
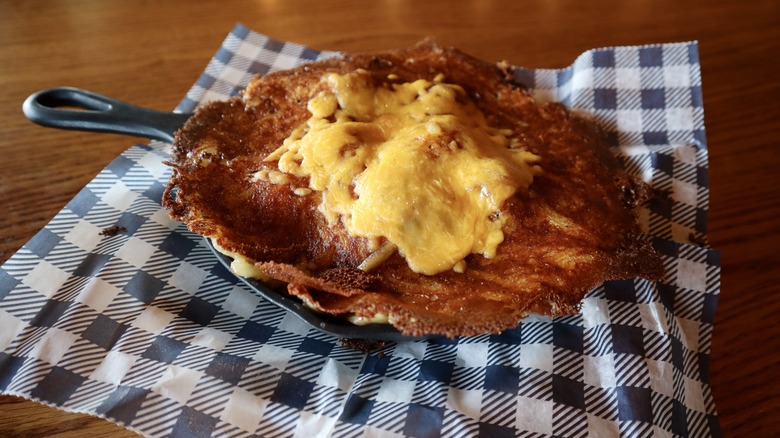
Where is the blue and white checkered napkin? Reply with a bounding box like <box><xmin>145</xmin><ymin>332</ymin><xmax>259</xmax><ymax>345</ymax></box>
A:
<box><xmin>0</xmin><ymin>24</ymin><xmax>721</xmax><ymax>437</ymax></box>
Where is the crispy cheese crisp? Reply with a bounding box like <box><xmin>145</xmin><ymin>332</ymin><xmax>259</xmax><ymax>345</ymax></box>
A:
<box><xmin>164</xmin><ymin>40</ymin><xmax>663</xmax><ymax>338</ymax></box>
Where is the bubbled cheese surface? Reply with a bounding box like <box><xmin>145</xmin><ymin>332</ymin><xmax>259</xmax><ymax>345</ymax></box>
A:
<box><xmin>263</xmin><ymin>69</ymin><xmax>541</xmax><ymax>275</ymax></box>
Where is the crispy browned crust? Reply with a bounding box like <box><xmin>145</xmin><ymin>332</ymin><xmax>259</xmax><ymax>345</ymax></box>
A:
<box><xmin>163</xmin><ymin>40</ymin><xmax>664</xmax><ymax>338</ymax></box>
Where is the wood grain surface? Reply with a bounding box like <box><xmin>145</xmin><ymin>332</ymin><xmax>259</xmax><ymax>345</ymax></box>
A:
<box><xmin>1</xmin><ymin>0</ymin><xmax>778</xmax><ymax>436</ymax></box>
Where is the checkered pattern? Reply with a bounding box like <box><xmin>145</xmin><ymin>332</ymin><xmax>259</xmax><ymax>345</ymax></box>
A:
<box><xmin>0</xmin><ymin>23</ymin><xmax>721</xmax><ymax>437</ymax></box>
<box><xmin>515</xmin><ymin>44</ymin><xmax>709</xmax><ymax>245</ymax></box>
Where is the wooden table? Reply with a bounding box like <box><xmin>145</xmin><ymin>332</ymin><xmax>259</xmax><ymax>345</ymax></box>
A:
<box><xmin>1</xmin><ymin>0</ymin><xmax>778</xmax><ymax>436</ymax></box>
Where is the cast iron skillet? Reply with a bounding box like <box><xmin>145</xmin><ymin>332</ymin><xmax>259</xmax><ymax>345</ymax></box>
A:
<box><xmin>23</xmin><ymin>87</ymin><xmax>427</xmax><ymax>342</ymax></box>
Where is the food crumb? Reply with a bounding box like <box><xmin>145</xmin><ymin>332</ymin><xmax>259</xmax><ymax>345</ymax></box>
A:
<box><xmin>688</xmin><ymin>232</ymin><xmax>707</xmax><ymax>246</ymax></box>
<box><xmin>339</xmin><ymin>338</ymin><xmax>387</xmax><ymax>355</ymax></box>
<box><xmin>99</xmin><ymin>225</ymin><xmax>127</xmax><ymax>237</ymax></box>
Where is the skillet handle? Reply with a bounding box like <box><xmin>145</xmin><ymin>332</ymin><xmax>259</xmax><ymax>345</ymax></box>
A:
<box><xmin>22</xmin><ymin>87</ymin><xmax>192</xmax><ymax>143</ymax></box>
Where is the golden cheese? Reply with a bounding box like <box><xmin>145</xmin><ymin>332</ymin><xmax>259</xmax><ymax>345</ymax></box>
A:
<box><xmin>263</xmin><ymin>69</ymin><xmax>542</xmax><ymax>275</ymax></box>
<box><xmin>210</xmin><ymin>238</ymin><xmax>273</xmax><ymax>282</ymax></box>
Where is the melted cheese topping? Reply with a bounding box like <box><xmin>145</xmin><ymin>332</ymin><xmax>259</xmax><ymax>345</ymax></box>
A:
<box><xmin>264</xmin><ymin>69</ymin><xmax>541</xmax><ymax>275</ymax></box>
